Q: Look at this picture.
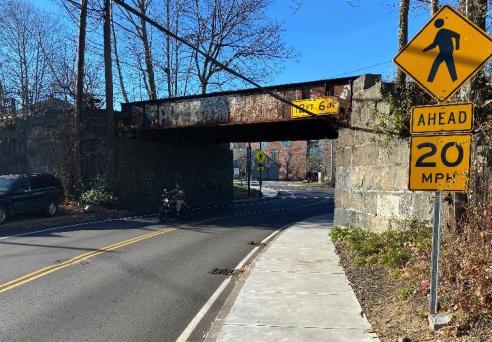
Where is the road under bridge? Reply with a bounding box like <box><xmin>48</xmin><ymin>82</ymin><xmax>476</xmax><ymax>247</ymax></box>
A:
<box><xmin>112</xmin><ymin>76</ymin><xmax>360</xmax><ymax>210</ymax></box>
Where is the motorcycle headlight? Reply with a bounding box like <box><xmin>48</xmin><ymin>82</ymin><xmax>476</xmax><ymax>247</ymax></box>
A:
<box><xmin>164</xmin><ymin>198</ymin><xmax>169</xmax><ymax>203</ymax></box>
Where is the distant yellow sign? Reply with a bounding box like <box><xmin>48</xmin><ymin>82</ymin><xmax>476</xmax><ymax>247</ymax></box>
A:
<box><xmin>409</xmin><ymin>134</ymin><xmax>471</xmax><ymax>191</ymax></box>
<box><xmin>256</xmin><ymin>165</ymin><xmax>265</xmax><ymax>172</ymax></box>
<box><xmin>255</xmin><ymin>150</ymin><xmax>267</xmax><ymax>164</ymax></box>
<box><xmin>411</xmin><ymin>103</ymin><xmax>473</xmax><ymax>134</ymax></box>
<box><xmin>291</xmin><ymin>96</ymin><xmax>340</xmax><ymax>118</ymax></box>
<box><xmin>394</xmin><ymin>6</ymin><xmax>492</xmax><ymax>102</ymax></box>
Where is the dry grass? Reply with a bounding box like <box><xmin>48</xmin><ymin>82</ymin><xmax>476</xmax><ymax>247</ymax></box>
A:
<box><xmin>333</xmin><ymin>221</ymin><xmax>492</xmax><ymax>341</ymax></box>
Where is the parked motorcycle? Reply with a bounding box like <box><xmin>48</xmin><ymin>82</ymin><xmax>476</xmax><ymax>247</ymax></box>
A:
<box><xmin>158</xmin><ymin>188</ymin><xmax>187</xmax><ymax>223</ymax></box>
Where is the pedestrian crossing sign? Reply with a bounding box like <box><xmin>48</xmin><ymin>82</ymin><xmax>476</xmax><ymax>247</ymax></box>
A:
<box><xmin>255</xmin><ymin>150</ymin><xmax>267</xmax><ymax>164</ymax></box>
<box><xmin>394</xmin><ymin>5</ymin><xmax>492</xmax><ymax>102</ymax></box>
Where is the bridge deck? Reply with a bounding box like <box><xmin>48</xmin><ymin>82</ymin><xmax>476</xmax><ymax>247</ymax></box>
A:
<box><xmin>121</xmin><ymin>76</ymin><xmax>358</xmax><ymax>142</ymax></box>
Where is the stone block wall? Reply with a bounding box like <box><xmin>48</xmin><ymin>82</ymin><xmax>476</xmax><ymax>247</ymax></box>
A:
<box><xmin>0</xmin><ymin>104</ymin><xmax>233</xmax><ymax>211</ymax></box>
<box><xmin>116</xmin><ymin>137</ymin><xmax>232</xmax><ymax>211</ymax></box>
<box><xmin>84</xmin><ymin>111</ymin><xmax>233</xmax><ymax>211</ymax></box>
<box><xmin>0</xmin><ymin>100</ymin><xmax>76</xmax><ymax>192</ymax></box>
<box><xmin>334</xmin><ymin>75</ymin><xmax>434</xmax><ymax>231</ymax></box>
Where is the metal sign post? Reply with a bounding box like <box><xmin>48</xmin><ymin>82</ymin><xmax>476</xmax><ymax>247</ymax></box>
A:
<box><xmin>393</xmin><ymin>4</ymin><xmax>487</xmax><ymax>330</ymax></box>
<box><xmin>259</xmin><ymin>143</ymin><xmax>263</xmax><ymax>196</ymax></box>
<box><xmin>247</xmin><ymin>143</ymin><xmax>251</xmax><ymax>196</ymax></box>
<box><xmin>430</xmin><ymin>191</ymin><xmax>441</xmax><ymax>314</ymax></box>
<box><xmin>255</xmin><ymin>147</ymin><xmax>267</xmax><ymax>197</ymax></box>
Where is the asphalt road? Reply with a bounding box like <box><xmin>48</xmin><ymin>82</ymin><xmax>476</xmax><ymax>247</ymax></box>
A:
<box><xmin>0</xmin><ymin>182</ymin><xmax>333</xmax><ymax>342</ymax></box>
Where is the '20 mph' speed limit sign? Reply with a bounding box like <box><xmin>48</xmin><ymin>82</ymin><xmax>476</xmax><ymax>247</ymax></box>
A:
<box><xmin>409</xmin><ymin>134</ymin><xmax>471</xmax><ymax>191</ymax></box>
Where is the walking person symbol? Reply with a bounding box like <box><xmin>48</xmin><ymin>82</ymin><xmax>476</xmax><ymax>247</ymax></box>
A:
<box><xmin>423</xmin><ymin>18</ymin><xmax>460</xmax><ymax>83</ymax></box>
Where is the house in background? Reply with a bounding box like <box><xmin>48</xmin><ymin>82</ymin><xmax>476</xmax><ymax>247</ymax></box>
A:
<box><xmin>232</xmin><ymin>140</ymin><xmax>336</xmax><ymax>183</ymax></box>
<box><xmin>232</xmin><ymin>145</ymin><xmax>280</xmax><ymax>181</ymax></box>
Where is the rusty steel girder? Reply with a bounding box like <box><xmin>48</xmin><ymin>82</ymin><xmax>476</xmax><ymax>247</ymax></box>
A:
<box><xmin>121</xmin><ymin>77</ymin><xmax>356</xmax><ymax>130</ymax></box>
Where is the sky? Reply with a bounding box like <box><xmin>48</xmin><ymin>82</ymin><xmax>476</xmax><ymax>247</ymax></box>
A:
<box><xmin>268</xmin><ymin>0</ymin><xmax>432</xmax><ymax>84</ymax></box>
<box><xmin>36</xmin><ymin>0</ymin><xmax>469</xmax><ymax>88</ymax></box>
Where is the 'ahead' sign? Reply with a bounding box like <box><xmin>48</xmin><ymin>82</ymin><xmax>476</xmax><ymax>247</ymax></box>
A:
<box><xmin>411</xmin><ymin>103</ymin><xmax>473</xmax><ymax>134</ymax></box>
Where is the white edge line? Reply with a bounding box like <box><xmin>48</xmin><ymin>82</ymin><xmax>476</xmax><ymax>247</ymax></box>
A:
<box><xmin>261</xmin><ymin>228</ymin><xmax>282</xmax><ymax>245</ymax></box>
<box><xmin>234</xmin><ymin>246</ymin><xmax>259</xmax><ymax>270</ymax></box>
<box><xmin>176</xmin><ymin>277</ymin><xmax>232</xmax><ymax>342</ymax></box>
<box><xmin>177</xmin><ymin>227</ymin><xmax>282</xmax><ymax>341</ymax></box>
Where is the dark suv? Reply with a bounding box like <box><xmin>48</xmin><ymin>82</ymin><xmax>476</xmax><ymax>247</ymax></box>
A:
<box><xmin>0</xmin><ymin>174</ymin><xmax>64</xmax><ymax>224</ymax></box>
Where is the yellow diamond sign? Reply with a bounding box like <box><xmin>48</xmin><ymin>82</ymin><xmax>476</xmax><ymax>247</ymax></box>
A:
<box><xmin>255</xmin><ymin>150</ymin><xmax>267</xmax><ymax>164</ymax></box>
<box><xmin>394</xmin><ymin>5</ymin><xmax>492</xmax><ymax>102</ymax></box>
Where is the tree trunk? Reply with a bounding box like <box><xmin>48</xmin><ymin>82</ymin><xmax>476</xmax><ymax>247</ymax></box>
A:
<box><xmin>111</xmin><ymin>15</ymin><xmax>129</xmax><ymax>103</ymax></box>
<box><xmin>447</xmin><ymin>0</ymin><xmax>488</xmax><ymax>234</ymax></box>
<box><xmin>104</xmin><ymin>0</ymin><xmax>115</xmax><ymax>185</ymax></box>
<box><xmin>431</xmin><ymin>0</ymin><xmax>439</xmax><ymax>14</ymax></box>
<box><xmin>74</xmin><ymin>0</ymin><xmax>88</xmax><ymax>195</ymax></box>
<box><xmin>165</xmin><ymin>0</ymin><xmax>173</xmax><ymax>97</ymax></box>
<box><xmin>396</xmin><ymin>0</ymin><xmax>409</xmax><ymax>88</ymax></box>
<box><xmin>139</xmin><ymin>3</ymin><xmax>157</xmax><ymax>100</ymax></box>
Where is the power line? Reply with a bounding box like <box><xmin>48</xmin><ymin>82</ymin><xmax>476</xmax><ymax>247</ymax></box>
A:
<box><xmin>111</xmin><ymin>0</ymin><xmax>396</xmax><ymax>136</ymax></box>
<box><xmin>112</xmin><ymin>0</ymin><xmax>320</xmax><ymax>119</ymax></box>
<box><xmin>327</xmin><ymin>60</ymin><xmax>393</xmax><ymax>79</ymax></box>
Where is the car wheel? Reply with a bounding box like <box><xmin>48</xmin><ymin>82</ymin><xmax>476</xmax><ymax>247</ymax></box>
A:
<box><xmin>0</xmin><ymin>206</ymin><xmax>7</xmax><ymax>224</ymax></box>
<box><xmin>47</xmin><ymin>202</ymin><xmax>57</xmax><ymax>217</ymax></box>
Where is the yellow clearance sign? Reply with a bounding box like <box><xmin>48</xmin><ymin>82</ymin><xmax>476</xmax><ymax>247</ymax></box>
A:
<box><xmin>394</xmin><ymin>6</ymin><xmax>492</xmax><ymax>102</ymax></box>
<box><xmin>409</xmin><ymin>134</ymin><xmax>471</xmax><ymax>191</ymax></box>
<box><xmin>291</xmin><ymin>96</ymin><xmax>339</xmax><ymax>118</ymax></box>
<box><xmin>411</xmin><ymin>102</ymin><xmax>473</xmax><ymax>134</ymax></box>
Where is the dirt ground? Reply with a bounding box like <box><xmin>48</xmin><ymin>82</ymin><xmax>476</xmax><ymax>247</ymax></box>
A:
<box><xmin>335</xmin><ymin>242</ymin><xmax>492</xmax><ymax>342</ymax></box>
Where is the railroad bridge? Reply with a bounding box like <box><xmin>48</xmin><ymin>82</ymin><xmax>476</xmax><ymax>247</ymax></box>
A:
<box><xmin>120</xmin><ymin>77</ymin><xmax>356</xmax><ymax>142</ymax></box>
<box><xmin>0</xmin><ymin>74</ymin><xmax>432</xmax><ymax>230</ymax></box>
<box><xmin>110</xmin><ymin>76</ymin><xmax>360</xmax><ymax>209</ymax></box>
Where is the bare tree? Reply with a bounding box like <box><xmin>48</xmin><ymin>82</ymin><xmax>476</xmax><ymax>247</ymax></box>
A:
<box><xmin>111</xmin><ymin>15</ymin><xmax>129</xmax><ymax>103</ymax></box>
<box><xmin>458</xmin><ymin>0</ymin><xmax>488</xmax><ymax>104</ymax></box>
<box><xmin>187</xmin><ymin>0</ymin><xmax>294</xmax><ymax>94</ymax></box>
<box><xmin>0</xmin><ymin>0</ymin><xmax>62</xmax><ymax>111</ymax></box>
<box><xmin>118</xmin><ymin>0</ymin><xmax>158</xmax><ymax>100</ymax></box>
<box><xmin>160</xmin><ymin>0</ymin><xmax>191</xmax><ymax>97</ymax></box>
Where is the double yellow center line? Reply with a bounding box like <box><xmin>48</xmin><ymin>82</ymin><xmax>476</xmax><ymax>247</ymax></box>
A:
<box><xmin>0</xmin><ymin>227</ymin><xmax>175</xmax><ymax>294</ymax></box>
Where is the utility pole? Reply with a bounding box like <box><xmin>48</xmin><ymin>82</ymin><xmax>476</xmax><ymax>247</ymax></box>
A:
<box><xmin>259</xmin><ymin>142</ymin><xmax>263</xmax><ymax>196</ymax></box>
<box><xmin>74</xmin><ymin>0</ymin><xmax>88</xmax><ymax>194</ymax></box>
<box><xmin>330</xmin><ymin>140</ymin><xmax>334</xmax><ymax>186</ymax></box>
<box><xmin>247</xmin><ymin>143</ymin><xmax>251</xmax><ymax>196</ymax></box>
<box><xmin>431</xmin><ymin>0</ymin><xmax>439</xmax><ymax>14</ymax></box>
<box><xmin>104</xmin><ymin>0</ymin><xmax>115</xmax><ymax>184</ymax></box>
<box><xmin>396</xmin><ymin>0</ymin><xmax>409</xmax><ymax>88</ymax></box>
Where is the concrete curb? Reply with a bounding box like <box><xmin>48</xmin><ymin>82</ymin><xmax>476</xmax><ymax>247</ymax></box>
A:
<box><xmin>251</xmin><ymin>186</ymin><xmax>278</xmax><ymax>198</ymax></box>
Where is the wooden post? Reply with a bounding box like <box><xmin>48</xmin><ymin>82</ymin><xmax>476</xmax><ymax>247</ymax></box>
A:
<box><xmin>74</xmin><ymin>0</ymin><xmax>88</xmax><ymax>194</ymax></box>
<box><xmin>104</xmin><ymin>0</ymin><xmax>115</xmax><ymax>185</ymax></box>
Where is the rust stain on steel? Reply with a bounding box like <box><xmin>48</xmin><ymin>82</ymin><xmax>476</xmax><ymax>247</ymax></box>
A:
<box><xmin>124</xmin><ymin>81</ymin><xmax>353</xmax><ymax>129</ymax></box>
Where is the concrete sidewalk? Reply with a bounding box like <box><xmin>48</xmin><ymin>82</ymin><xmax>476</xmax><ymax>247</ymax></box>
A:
<box><xmin>211</xmin><ymin>215</ymin><xmax>379</xmax><ymax>341</ymax></box>
<box><xmin>251</xmin><ymin>185</ymin><xmax>278</xmax><ymax>198</ymax></box>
